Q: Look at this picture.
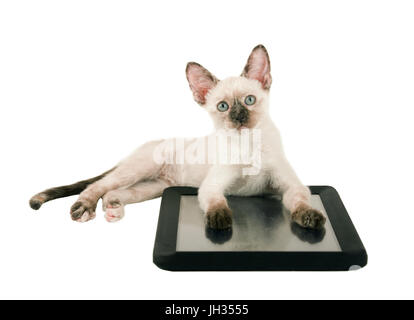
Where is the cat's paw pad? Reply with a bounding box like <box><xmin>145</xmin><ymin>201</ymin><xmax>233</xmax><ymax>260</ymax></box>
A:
<box><xmin>205</xmin><ymin>206</ymin><xmax>233</xmax><ymax>230</ymax></box>
<box><xmin>104</xmin><ymin>198</ymin><xmax>122</xmax><ymax>209</ymax></box>
<box><xmin>104</xmin><ymin>204</ymin><xmax>125</xmax><ymax>223</ymax></box>
<box><xmin>70</xmin><ymin>200</ymin><xmax>96</xmax><ymax>223</ymax></box>
<box><xmin>292</xmin><ymin>204</ymin><xmax>326</xmax><ymax>229</ymax></box>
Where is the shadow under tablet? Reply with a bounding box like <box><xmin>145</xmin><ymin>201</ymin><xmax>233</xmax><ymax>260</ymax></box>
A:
<box><xmin>176</xmin><ymin>195</ymin><xmax>340</xmax><ymax>252</ymax></box>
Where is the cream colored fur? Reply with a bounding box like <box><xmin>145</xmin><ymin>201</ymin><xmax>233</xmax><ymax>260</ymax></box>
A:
<box><xmin>71</xmin><ymin>45</ymin><xmax>325</xmax><ymax>229</ymax></box>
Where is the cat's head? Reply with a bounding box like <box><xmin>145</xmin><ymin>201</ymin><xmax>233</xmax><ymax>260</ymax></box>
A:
<box><xmin>186</xmin><ymin>45</ymin><xmax>272</xmax><ymax>130</ymax></box>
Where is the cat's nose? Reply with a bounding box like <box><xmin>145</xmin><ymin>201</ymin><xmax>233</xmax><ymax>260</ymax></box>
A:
<box><xmin>230</xmin><ymin>100</ymin><xmax>249</xmax><ymax>126</ymax></box>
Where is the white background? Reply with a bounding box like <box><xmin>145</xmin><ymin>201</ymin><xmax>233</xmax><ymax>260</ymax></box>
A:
<box><xmin>0</xmin><ymin>0</ymin><xmax>413</xmax><ymax>299</ymax></box>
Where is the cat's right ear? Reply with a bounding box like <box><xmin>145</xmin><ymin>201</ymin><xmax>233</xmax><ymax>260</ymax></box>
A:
<box><xmin>186</xmin><ymin>62</ymin><xmax>219</xmax><ymax>105</ymax></box>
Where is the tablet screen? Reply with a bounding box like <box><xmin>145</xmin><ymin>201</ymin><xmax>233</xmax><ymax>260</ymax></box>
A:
<box><xmin>176</xmin><ymin>195</ymin><xmax>341</xmax><ymax>252</ymax></box>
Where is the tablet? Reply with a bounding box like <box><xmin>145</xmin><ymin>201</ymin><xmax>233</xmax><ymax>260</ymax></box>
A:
<box><xmin>153</xmin><ymin>186</ymin><xmax>367</xmax><ymax>271</ymax></box>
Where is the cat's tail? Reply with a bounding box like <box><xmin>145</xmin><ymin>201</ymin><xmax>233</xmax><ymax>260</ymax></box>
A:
<box><xmin>29</xmin><ymin>167</ymin><xmax>116</xmax><ymax>210</ymax></box>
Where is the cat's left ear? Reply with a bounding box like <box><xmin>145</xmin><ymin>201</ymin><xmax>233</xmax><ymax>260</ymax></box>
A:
<box><xmin>241</xmin><ymin>44</ymin><xmax>272</xmax><ymax>90</ymax></box>
<box><xmin>186</xmin><ymin>62</ymin><xmax>219</xmax><ymax>105</ymax></box>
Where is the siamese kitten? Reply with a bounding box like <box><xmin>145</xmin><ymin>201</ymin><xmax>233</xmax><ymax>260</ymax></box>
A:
<box><xmin>29</xmin><ymin>45</ymin><xmax>326</xmax><ymax>230</ymax></box>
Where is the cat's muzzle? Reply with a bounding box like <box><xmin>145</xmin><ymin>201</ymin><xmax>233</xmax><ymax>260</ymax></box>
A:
<box><xmin>229</xmin><ymin>100</ymin><xmax>249</xmax><ymax>127</ymax></box>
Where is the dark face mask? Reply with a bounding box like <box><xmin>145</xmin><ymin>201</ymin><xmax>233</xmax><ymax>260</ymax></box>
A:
<box><xmin>229</xmin><ymin>99</ymin><xmax>249</xmax><ymax>126</ymax></box>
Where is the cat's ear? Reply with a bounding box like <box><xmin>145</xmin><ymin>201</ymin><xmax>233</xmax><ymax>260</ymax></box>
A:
<box><xmin>241</xmin><ymin>44</ymin><xmax>272</xmax><ymax>90</ymax></box>
<box><xmin>186</xmin><ymin>62</ymin><xmax>219</xmax><ymax>105</ymax></box>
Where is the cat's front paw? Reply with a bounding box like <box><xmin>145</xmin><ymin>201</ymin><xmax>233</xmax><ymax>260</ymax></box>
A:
<box><xmin>205</xmin><ymin>206</ymin><xmax>233</xmax><ymax>230</ymax></box>
<box><xmin>70</xmin><ymin>199</ymin><xmax>96</xmax><ymax>222</ymax></box>
<box><xmin>292</xmin><ymin>203</ymin><xmax>326</xmax><ymax>229</ymax></box>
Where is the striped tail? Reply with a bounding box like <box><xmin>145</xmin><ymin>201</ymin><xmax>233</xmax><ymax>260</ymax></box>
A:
<box><xmin>29</xmin><ymin>167</ymin><xmax>115</xmax><ymax>210</ymax></box>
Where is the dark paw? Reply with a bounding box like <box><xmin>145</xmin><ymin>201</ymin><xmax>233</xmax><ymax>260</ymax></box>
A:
<box><xmin>205</xmin><ymin>226</ymin><xmax>233</xmax><ymax>244</ymax></box>
<box><xmin>292</xmin><ymin>205</ymin><xmax>326</xmax><ymax>229</ymax></box>
<box><xmin>70</xmin><ymin>199</ymin><xmax>96</xmax><ymax>222</ymax></box>
<box><xmin>205</xmin><ymin>207</ymin><xmax>233</xmax><ymax>230</ymax></box>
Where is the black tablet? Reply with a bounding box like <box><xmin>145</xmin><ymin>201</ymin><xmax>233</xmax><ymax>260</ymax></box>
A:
<box><xmin>153</xmin><ymin>186</ymin><xmax>367</xmax><ymax>271</ymax></box>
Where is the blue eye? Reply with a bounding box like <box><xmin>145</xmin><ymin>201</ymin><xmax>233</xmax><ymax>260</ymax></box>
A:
<box><xmin>245</xmin><ymin>95</ymin><xmax>256</xmax><ymax>105</ymax></box>
<box><xmin>217</xmin><ymin>101</ymin><xmax>229</xmax><ymax>112</ymax></box>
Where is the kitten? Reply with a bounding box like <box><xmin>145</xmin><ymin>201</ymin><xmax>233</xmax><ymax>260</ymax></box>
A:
<box><xmin>29</xmin><ymin>45</ymin><xmax>326</xmax><ymax>230</ymax></box>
